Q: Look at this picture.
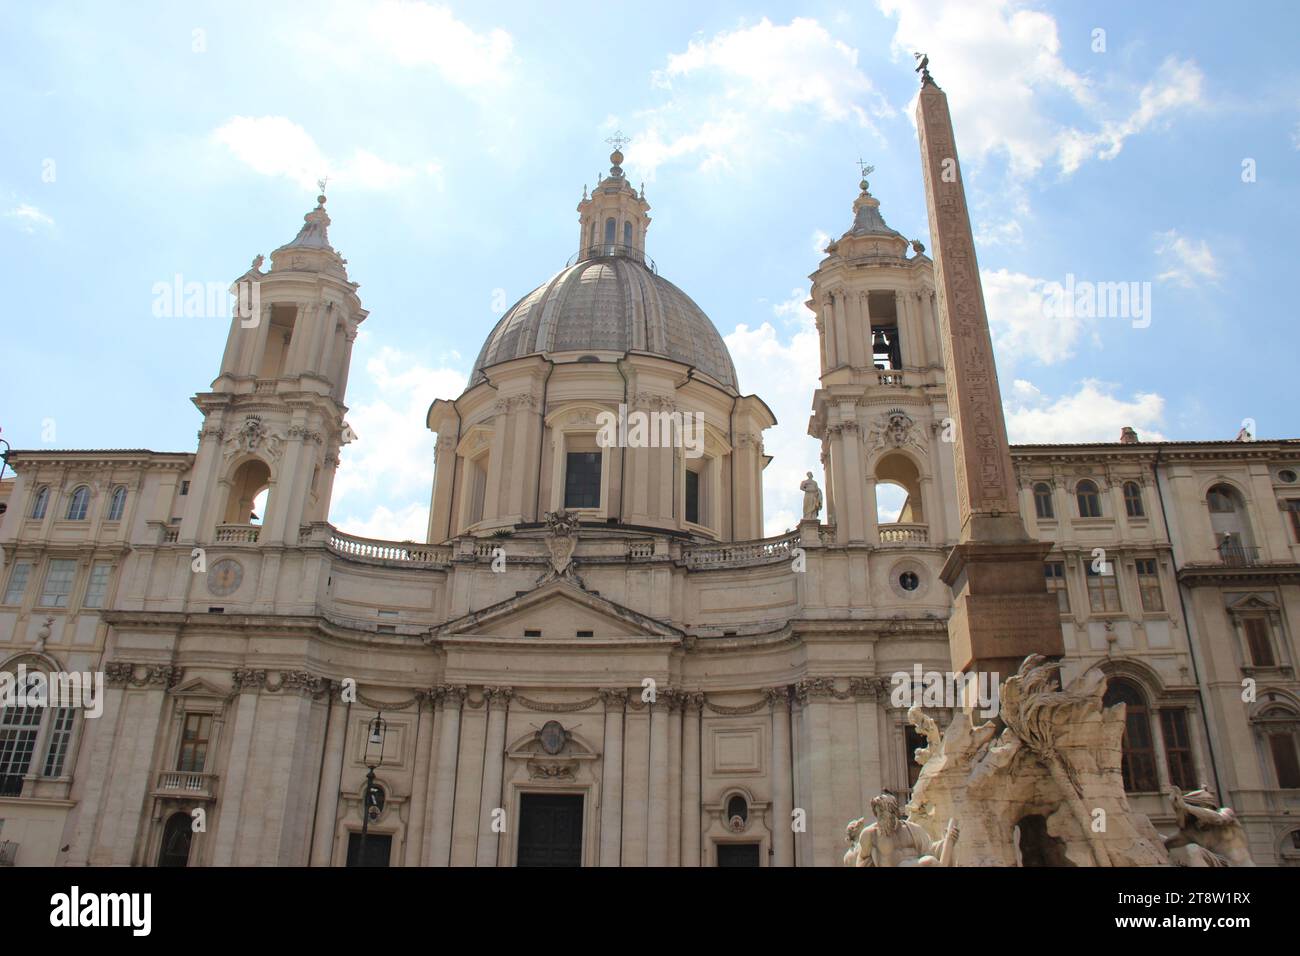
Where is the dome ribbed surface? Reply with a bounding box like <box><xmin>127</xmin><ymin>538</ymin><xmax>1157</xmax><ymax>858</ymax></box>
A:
<box><xmin>470</xmin><ymin>256</ymin><xmax>737</xmax><ymax>389</ymax></box>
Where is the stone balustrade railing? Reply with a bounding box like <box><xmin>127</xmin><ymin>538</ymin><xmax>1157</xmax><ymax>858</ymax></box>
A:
<box><xmin>684</xmin><ymin>531</ymin><xmax>800</xmax><ymax>569</ymax></box>
<box><xmin>326</xmin><ymin>529</ymin><xmax>452</xmax><ymax>566</ymax></box>
<box><xmin>878</xmin><ymin>523</ymin><xmax>929</xmax><ymax>545</ymax></box>
<box><xmin>155</xmin><ymin>770</ymin><xmax>218</xmax><ymax>799</ymax></box>
<box><xmin>215</xmin><ymin>523</ymin><xmax>260</xmax><ymax>544</ymax></box>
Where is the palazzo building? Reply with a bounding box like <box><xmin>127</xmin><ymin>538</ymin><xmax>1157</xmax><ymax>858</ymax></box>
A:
<box><xmin>1</xmin><ymin>149</ymin><xmax>1299</xmax><ymax>867</ymax></box>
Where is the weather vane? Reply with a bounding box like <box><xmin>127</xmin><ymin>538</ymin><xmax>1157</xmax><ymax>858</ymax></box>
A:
<box><xmin>857</xmin><ymin>159</ymin><xmax>875</xmax><ymax>179</ymax></box>
<box><xmin>317</xmin><ymin>175</ymin><xmax>329</xmax><ymax>196</ymax></box>
<box><xmin>605</xmin><ymin>130</ymin><xmax>631</xmax><ymax>152</ymax></box>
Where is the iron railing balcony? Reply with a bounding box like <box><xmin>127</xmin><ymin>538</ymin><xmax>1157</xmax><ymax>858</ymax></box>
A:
<box><xmin>567</xmin><ymin>243</ymin><xmax>657</xmax><ymax>274</ymax></box>
<box><xmin>1217</xmin><ymin>540</ymin><xmax>1260</xmax><ymax>566</ymax></box>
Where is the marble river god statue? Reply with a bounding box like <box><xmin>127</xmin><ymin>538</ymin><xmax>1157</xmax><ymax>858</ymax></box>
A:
<box><xmin>844</xmin><ymin>791</ymin><xmax>958</xmax><ymax>867</ymax></box>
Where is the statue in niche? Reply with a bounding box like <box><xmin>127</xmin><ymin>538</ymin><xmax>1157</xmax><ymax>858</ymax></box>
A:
<box><xmin>800</xmin><ymin>472</ymin><xmax>822</xmax><ymax>519</ymax></box>
<box><xmin>1162</xmin><ymin>787</ymin><xmax>1255</xmax><ymax>867</ymax></box>
<box><xmin>843</xmin><ymin>791</ymin><xmax>958</xmax><ymax>867</ymax></box>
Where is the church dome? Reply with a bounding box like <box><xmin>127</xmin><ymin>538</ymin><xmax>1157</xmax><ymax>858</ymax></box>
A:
<box><xmin>470</xmin><ymin>254</ymin><xmax>738</xmax><ymax>389</ymax></box>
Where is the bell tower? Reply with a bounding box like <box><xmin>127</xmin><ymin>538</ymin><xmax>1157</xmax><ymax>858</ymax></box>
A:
<box><xmin>807</xmin><ymin>169</ymin><xmax>957</xmax><ymax>548</ymax></box>
<box><xmin>181</xmin><ymin>188</ymin><xmax>367</xmax><ymax>547</ymax></box>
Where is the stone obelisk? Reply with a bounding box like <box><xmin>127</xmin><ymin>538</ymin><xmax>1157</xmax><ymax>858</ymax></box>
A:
<box><xmin>915</xmin><ymin>61</ymin><xmax>1063</xmax><ymax>679</ymax></box>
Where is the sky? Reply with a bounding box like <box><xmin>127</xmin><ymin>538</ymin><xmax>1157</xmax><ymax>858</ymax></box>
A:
<box><xmin>2</xmin><ymin>0</ymin><xmax>1298</xmax><ymax>540</ymax></box>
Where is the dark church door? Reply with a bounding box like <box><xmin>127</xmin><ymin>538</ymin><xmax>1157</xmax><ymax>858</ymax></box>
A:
<box><xmin>716</xmin><ymin>843</ymin><xmax>761</xmax><ymax>867</ymax></box>
<box><xmin>157</xmin><ymin>812</ymin><xmax>193</xmax><ymax>867</ymax></box>
<box><xmin>517</xmin><ymin>793</ymin><xmax>583</xmax><ymax>867</ymax></box>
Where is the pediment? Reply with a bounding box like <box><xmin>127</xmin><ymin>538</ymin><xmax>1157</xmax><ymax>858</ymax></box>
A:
<box><xmin>1227</xmin><ymin>594</ymin><xmax>1279</xmax><ymax>614</ymax></box>
<box><xmin>169</xmin><ymin>677</ymin><xmax>230</xmax><ymax>699</ymax></box>
<box><xmin>430</xmin><ymin>578</ymin><xmax>682</xmax><ymax>641</ymax></box>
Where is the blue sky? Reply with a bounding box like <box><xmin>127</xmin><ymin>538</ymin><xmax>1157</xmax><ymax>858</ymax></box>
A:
<box><xmin>2</xmin><ymin>0</ymin><xmax>1297</xmax><ymax>539</ymax></box>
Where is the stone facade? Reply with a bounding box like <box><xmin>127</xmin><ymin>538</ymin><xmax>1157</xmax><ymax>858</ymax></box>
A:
<box><xmin>1</xmin><ymin>164</ymin><xmax>1298</xmax><ymax>867</ymax></box>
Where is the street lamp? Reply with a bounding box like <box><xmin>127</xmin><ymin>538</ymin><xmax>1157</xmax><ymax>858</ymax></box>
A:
<box><xmin>357</xmin><ymin>711</ymin><xmax>387</xmax><ymax>866</ymax></box>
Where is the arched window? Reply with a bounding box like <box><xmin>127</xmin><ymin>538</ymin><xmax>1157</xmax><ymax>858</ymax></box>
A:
<box><xmin>1256</xmin><ymin>706</ymin><xmax>1300</xmax><ymax>790</ymax></box>
<box><xmin>1123</xmin><ymin>481</ymin><xmax>1144</xmax><ymax>518</ymax></box>
<box><xmin>1102</xmin><ymin>678</ymin><xmax>1158</xmax><ymax>792</ymax></box>
<box><xmin>875</xmin><ymin>453</ymin><xmax>924</xmax><ymax>529</ymax></box>
<box><xmin>1076</xmin><ymin>479</ymin><xmax>1102</xmax><ymax>518</ymax></box>
<box><xmin>1207</xmin><ymin>485</ymin><xmax>1236</xmax><ymax>513</ymax></box>
<box><xmin>107</xmin><ymin>486</ymin><xmax>127</xmax><ymax>521</ymax></box>
<box><xmin>726</xmin><ymin>794</ymin><xmax>749</xmax><ymax>825</ymax></box>
<box><xmin>0</xmin><ymin>661</ymin><xmax>78</xmax><ymax>795</ymax></box>
<box><xmin>30</xmin><ymin>486</ymin><xmax>49</xmax><ymax>519</ymax></box>
<box><xmin>66</xmin><ymin>486</ymin><xmax>90</xmax><ymax>521</ymax></box>
<box><xmin>623</xmin><ymin>220</ymin><xmax>633</xmax><ymax>247</ymax></box>
<box><xmin>1033</xmin><ymin>482</ymin><xmax>1054</xmax><ymax>519</ymax></box>
<box><xmin>604</xmin><ymin>217</ymin><xmax>616</xmax><ymax>247</ymax></box>
<box><xmin>223</xmin><ymin>460</ymin><xmax>271</xmax><ymax>526</ymax></box>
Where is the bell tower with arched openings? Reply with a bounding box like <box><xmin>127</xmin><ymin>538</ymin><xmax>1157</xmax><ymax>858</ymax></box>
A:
<box><xmin>180</xmin><ymin>188</ymin><xmax>367</xmax><ymax>547</ymax></box>
<box><xmin>807</xmin><ymin>168</ymin><xmax>959</xmax><ymax>549</ymax></box>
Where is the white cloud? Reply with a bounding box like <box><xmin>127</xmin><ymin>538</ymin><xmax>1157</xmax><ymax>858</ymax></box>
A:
<box><xmin>5</xmin><ymin>203</ymin><xmax>55</xmax><ymax>233</ymax></box>
<box><xmin>811</xmin><ymin>229</ymin><xmax>831</xmax><ymax>256</ymax></box>
<box><xmin>1154</xmin><ymin>229</ymin><xmax>1220</xmax><ymax>286</ymax></box>
<box><xmin>212</xmin><ymin>115</ymin><xmax>441</xmax><ymax>192</ymax></box>
<box><xmin>329</xmin><ymin>337</ymin><xmax>466</xmax><ymax>541</ymax></box>
<box><xmin>366</xmin><ymin>1</ymin><xmax>514</xmax><ymax>86</ymax></box>
<box><xmin>983</xmin><ymin>268</ymin><xmax>1083</xmax><ymax>365</ymax></box>
<box><xmin>1056</xmin><ymin>58</ymin><xmax>1204</xmax><ymax>173</ymax></box>
<box><xmin>724</xmin><ymin>289</ymin><xmax>824</xmax><ymax>536</ymax></box>
<box><xmin>1005</xmin><ymin>378</ymin><xmax>1166</xmax><ymax>444</ymax></box>
<box><xmin>880</xmin><ymin>0</ymin><xmax>1203</xmax><ymax>177</ymax></box>
<box><xmin>630</xmin><ymin>18</ymin><xmax>891</xmax><ymax>177</ymax></box>
<box><xmin>294</xmin><ymin>1</ymin><xmax>515</xmax><ymax>89</ymax></box>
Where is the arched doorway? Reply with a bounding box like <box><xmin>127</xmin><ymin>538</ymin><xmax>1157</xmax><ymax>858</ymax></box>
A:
<box><xmin>157</xmin><ymin>811</ymin><xmax>193</xmax><ymax>867</ymax></box>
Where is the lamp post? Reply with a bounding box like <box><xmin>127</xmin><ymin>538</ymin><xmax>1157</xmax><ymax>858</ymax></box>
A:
<box><xmin>357</xmin><ymin>711</ymin><xmax>387</xmax><ymax>866</ymax></box>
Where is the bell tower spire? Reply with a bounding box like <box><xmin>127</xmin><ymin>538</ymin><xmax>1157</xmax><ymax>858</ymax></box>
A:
<box><xmin>807</xmin><ymin>165</ymin><xmax>948</xmax><ymax>547</ymax></box>
<box><xmin>576</xmin><ymin>132</ymin><xmax>651</xmax><ymax>263</ymax></box>
<box><xmin>182</xmin><ymin>188</ymin><xmax>368</xmax><ymax>547</ymax></box>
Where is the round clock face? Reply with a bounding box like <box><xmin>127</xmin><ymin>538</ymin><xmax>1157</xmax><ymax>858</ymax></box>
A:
<box><xmin>207</xmin><ymin>558</ymin><xmax>244</xmax><ymax>597</ymax></box>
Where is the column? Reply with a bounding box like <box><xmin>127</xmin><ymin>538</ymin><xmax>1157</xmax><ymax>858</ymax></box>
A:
<box><xmin>766</xmin><ymin>687</ymin><xmax>795</xmax><ymax>867</ymax></box>
<box><xmin>666</xmin><ymin>692</ymin><xmax>683</xmax><ymax>867</ymax></box>
<box><xmin>621</xmin><ymin>699</ymin><xmax>651</xmax><ymax>865</ymax></box>
<box><xmin>599</xmin><ymin>689</ymin><xmax>626</xmax><ymax>866</ymax></box>
<box><xmin>428</xmin><ymin>687</ymin><xmax>464</xmax><ymax>866</ymax></box>
<box><xmin>476</xmin><ymin>687</ymin><xmax>512</xmax><ymax>866</ymax></box>
<box><xmin>647</xmin><ymin>695</ymin><xmax>670</xmax><ymax>866</ymax></box>
<box><xmin>681</xmin><ymin>693</ymin><xmax>703</xmax><ymax>866</ymax></box>
<box><xmin>310</xmin><ymin>689</ymin><xmax>348</xmax><ymax>866</ymax></box>
<box><xmin>403</xmin><ymin>694</ymin><xmax>433</xmax><ymax>866</ymax></box>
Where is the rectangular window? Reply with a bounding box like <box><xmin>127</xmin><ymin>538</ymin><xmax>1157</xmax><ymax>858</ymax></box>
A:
<box><xmin>1044</xmin><ymin>562</ymin><xmax>1069</xmax><ymax>612</ymax></box>
<box><xmin>1160</xmin><ymin>710</ymin><xmax>1196</xmax><ymax>791</ymax></box>
<box><xmin>83</xmin><ymin>561</ymin><xmax>112</xmax><ymax>609</ymax></box>
<box><xmin>564</xmin><ymin>451</ymin><xmax>601</xmax><ymax>510</ymax></box>
<box><xmin>0</xmin><ymin>705</ymin><xmax>42</xmax><ymax>796</ymax></box>
<box><xmin>468</xmin><ymin>455</ymin><xmax>488</xmax><ymax>525</ymax></box>
<box><xmin>180</xmin><ymin>480</ymin><xmax>190</xmax><ymax>496</ymax></box>
<box><xmin>1288</xmin><ymin>500</ymin><xmax>1300</xmax><ymax>543</ymax></box>
<box><xmin>1135</xmin><ymin>558</ymin><xmax>1164</xmax><ymax>612</ymax></box>
<box><xmin>3</xmin><ymin>561</ymin><xmax>32</xmax><ymax>605</ymax></box>
<box><xmin>1269</xmin><ymin>732</ymin><xmax>1300</xmax><ymax>789</ymax></box>
<box><xmin>1243</xmin><ymin>617</ymin><xmax>1275</xmax><ymax>667</ymax></box>
<box><xmin>1086</xmin><ymin>565</ymin><xmax>1121</xmax><ymax>613</ymax></box>
<box><xmin>39</xmin><ymin>559</ymin><xmax>77</xmax><ymax>608</ymax></box>
<box><xmin>177</xmin><ymin>713</ymin><xmax>213</xmax><ymax>773</ymax></box>
<box><xmin>685</xmin><ymin>469</ymin><xmax>701</xmax><ymax>525</ymax></box>
<box><xmin>42</xmin><ymin>707</ymin><xmax>75</xmax><ymax>778</ymax></box>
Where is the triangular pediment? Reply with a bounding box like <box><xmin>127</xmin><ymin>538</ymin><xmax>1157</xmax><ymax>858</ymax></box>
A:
<box><xmin>169</xmin><ymin>677</ymin><xmax>229</xmax><ymax>699</ymax></box>
<box><xmin>430</xmin><ymin>578</ymin><xmax>682</xmax><ymax>641</ymax></box>
<box><xmin>1227</xmin><ymin>594</ymin><xmax>1279</xmax><ymax>614</ymax></box>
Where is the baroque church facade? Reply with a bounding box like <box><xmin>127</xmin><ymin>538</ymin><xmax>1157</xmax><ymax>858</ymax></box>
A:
<box><xmin>2</xmin><ymin>148</ymin><xmax>1300</xmax><ymax>867</ymax></box>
